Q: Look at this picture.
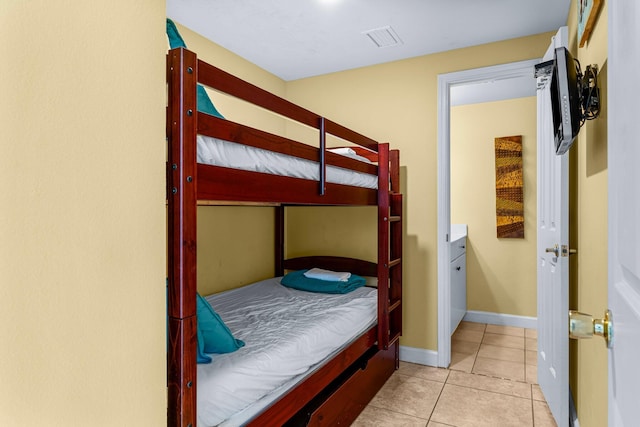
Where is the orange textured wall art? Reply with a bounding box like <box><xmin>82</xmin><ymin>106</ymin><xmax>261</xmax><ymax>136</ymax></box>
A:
<box><xmin>495</xmin><ymin>135</ymin><xmax>524</xmax><ymax>238</ymax></box>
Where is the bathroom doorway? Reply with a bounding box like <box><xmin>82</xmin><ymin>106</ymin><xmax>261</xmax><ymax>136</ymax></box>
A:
<box><xmin>436</xmin><ymin>59</ymin><xmax>540</xmax><ymax>368</ymax></box>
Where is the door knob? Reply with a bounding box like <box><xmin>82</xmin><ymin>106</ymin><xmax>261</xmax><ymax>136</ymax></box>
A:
<box><xmin>545</xmin><ymin>245</ymin><xmax>559</xmax><ymax>257</ymax></box>
<box><xmin>569</xmin><ymin>309</ymin><xmax>613</xmax><ymax>348</ymax></box>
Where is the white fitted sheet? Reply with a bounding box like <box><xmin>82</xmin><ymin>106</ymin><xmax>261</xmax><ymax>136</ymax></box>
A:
<box><xmin>197</xmin><ymin>277</ymin><xmax>378</xmax><ymax>427</ymax></box>
<box><xmin>197</xmin><ymin>135</ymin><xmax>378</xmax><ymax>189</ymax></box>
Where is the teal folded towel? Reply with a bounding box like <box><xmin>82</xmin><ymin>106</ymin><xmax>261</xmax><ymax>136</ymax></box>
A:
<box><xmin>304</xmin><ymin>267</ymin><xmax>351</xmax><ymax>282</ymax></box>
<box><xmin>281</xmin><ymin>270</ymin><xmax>366</xmax><ymax>294</ymax></box>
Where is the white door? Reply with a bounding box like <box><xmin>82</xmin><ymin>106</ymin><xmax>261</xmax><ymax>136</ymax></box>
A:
<box><xmin>536</xmin><ymin>27</ymin><xmax>569</xmax><ymax>427</ymax></box>
<box><xmin>608</xmin><ymin>1</ymin><xmax>640</xmax><ymax>424</ymax></box>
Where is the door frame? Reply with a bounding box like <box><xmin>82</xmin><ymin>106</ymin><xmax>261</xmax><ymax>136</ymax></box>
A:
<box><xmin>436</xmin><ymin>59</ymin><xmax>541</xmax><ymax>368</ymax></box>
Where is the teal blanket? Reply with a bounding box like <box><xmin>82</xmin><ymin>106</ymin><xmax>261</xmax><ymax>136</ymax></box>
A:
<box><xmin>281</xmin><ymin>270</ymin><xmax>366</xmax><ymax>294</ymax></box>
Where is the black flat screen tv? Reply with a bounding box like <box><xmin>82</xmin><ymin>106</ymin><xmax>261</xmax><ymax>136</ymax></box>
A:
<box><xmin>550</xmin><ymin>47</ymin><xmax>581</xmax><ymax>155</ymax></box>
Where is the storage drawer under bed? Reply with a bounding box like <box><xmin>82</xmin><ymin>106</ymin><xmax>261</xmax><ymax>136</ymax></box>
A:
<box><xmin>285</xmin><ymin>342</ymin><xmax>398</xmax><ymax>426</ymax></box>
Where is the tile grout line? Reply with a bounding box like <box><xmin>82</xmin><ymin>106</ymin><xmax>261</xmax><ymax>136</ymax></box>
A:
<box><xmin>426</xmin><ymin>369</ymin><xmax>451</xmax><ymax>424</ymax></box>
<box><xmin>363</xmin><ymin>403</ymin><xmax>431</xmax><ymax>423</ymax></box>
<box><xmin>531</xmin><ymin>383</ymin><xmax>537</xmax><ymax>427</ymax></box>
<box><xmin>468</xmin><ymin>326</ymin><xmax>486</xmax><ymax>375</ymax></box>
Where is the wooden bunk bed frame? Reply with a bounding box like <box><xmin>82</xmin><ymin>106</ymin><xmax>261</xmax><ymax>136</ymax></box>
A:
<box><xmin>166</xmin><ymin>47</ymin><xmax>403</xmax><ymax>427</ymax></box>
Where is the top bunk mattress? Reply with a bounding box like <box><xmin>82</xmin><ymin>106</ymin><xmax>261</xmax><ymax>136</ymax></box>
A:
<box><xmin>197</xmin><ymin>277</ymin><xmax>378</xmax><ymax>426</ymax></box>
<box><xmin>197</xmin><ymin>135</ymin><xmax>378</xmax><ymax>190</ymax></box>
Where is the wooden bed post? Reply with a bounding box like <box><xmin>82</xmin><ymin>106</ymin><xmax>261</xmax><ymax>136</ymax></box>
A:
<box><xmin>167</xmin><ymin>47</ymin><xmax>198</xmax><ymax>427</ymax></box>
<box><xmin>390</xmin><ymin>149</ymin><xmax>400</xmax><ymax>194</ymax></box>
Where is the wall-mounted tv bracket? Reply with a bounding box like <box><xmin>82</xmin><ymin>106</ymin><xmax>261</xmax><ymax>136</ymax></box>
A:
<box><xmin>533</xmin><ymin>58</ymin><xmax>600</xmax><ymax>123</ymax></box>
<box><xmin>580</xmin><ymin>64</ymin><xmax>600</xmax><ymax>123</ymax></box>
<box><xmin>534</xmin><ymin>59</ymin><xmax>554</xmax><ymax>89</ymax></box>
<box><xmin>572</xmin><ymin>59</ymin><xmax>601</xmax><ymax>124</ymax></box>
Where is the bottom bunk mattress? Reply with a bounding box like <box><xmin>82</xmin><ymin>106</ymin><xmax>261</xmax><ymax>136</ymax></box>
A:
<box><xmin>198</xmin><ymin>277</ymin><xmax>378</xmax><ymax>427</ymax></box>
<box><xmin>196</xmin><ymin>135</ymin><xmax>379</xmax><ymax>189</ymax></box>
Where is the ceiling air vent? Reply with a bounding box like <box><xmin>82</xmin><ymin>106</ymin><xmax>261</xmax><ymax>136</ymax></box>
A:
<box><xmin>363</xmin><ymin>25</ymin><xmax>403</xmax><ymax>48</ymax></box>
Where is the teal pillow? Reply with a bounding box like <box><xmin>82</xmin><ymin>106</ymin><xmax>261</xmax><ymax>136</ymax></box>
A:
<box><xmin>196</xmin><ymin>85</ymin><xmax>225</xmax><ymax>119</ymax></box>
<box><xmin>196</xmin><ymin>327</ymin><xmax>212</xmax><ymax>364</ymax></box>
<box><xmin>196</xmin><ymin>293</ymin><xmax>245</xmax><ymax>354</ymax></box>
<box><xmin>166</xmin><ymin>18</ymin><xmax>187</xmax><ymax>49</ymax></box>
<box><xmin>167</xmin><ymin>278</ymin><xmax>211</xmax><ymax>364</ymax></box>
<box><xmin>166</xmin><ymin>18</ymin><xmax>225</xmax><ymax>119</ymax></box>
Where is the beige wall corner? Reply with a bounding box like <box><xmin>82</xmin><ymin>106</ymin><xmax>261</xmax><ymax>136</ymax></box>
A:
<box><xmin>0</xmin><ymin>1</ymin><xmax>166</xmax><ymax>425</ymax></box>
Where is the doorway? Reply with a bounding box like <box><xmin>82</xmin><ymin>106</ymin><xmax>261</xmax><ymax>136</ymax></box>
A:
<box><xmin>436</xmin><ymin>59</ymin><xmax>540</xmax><ymax>368</ymax></box>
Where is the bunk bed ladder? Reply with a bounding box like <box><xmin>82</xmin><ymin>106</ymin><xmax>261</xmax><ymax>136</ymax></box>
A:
<box><xmin>377</xmin><ymin>145</ymin><xmax>403</xmax><ymax>353</ymax></box>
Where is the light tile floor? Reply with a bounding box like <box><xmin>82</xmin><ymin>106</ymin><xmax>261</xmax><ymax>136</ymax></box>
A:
<box><xmin>353</xmin><ymin>321</ymin><xmax>557</xmax><ymax>427</ymax></box>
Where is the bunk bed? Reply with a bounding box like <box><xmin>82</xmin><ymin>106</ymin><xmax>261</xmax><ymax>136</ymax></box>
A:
<box><xmin>166</xmin><ymin>46</ymin><xmax>403</xmax><ymax>427</ymax></box>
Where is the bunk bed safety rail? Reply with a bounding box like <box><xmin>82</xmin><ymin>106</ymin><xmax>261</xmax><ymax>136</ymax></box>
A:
<box><xmin>194</xmin><ymin>51</ymin><xmax>381</xmax><ymax>199</ymax></box>
<box><xmin>196</xmin><ymin>57</ymin><xmax>379</xmax><ymax>152</ymax></box>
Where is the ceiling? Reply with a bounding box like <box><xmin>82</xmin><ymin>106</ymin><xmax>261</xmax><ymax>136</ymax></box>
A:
<box><xmin>166</xmin><ymin>0</ymin><xmax>570</xmax><ymax>82</ymax></box>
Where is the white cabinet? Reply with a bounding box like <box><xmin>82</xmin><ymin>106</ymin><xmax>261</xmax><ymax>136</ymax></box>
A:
<box><xmin>450</xmin><ymin>224</ymin><xmax>467</xmax><ymax>335</ymax></box>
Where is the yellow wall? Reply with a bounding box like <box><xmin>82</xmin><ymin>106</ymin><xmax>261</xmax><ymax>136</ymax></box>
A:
<box><xmin>451</xmin><ymin>97</ymin><xmax>538</xmax><ymax>317</ymax></box>
<box><xmin>285</xmin><ymin>33</ymin><xmax>553</xmax><ymax>350</ymax></box>
<box><xmin>197</xmin><ymin>207</ymin><xmax>276</xmax><ymax>295</ymax></box>
<box><xmin>0</xmin><ymin>1</ymin><xmax>166</xmax><ymax>425</ymax></box>
<box><xmin>286</xmin><ymin>207</ymin><xmax>378</xmax><ymax>262</ymax></box>
<box><xmin>567</xmin><ymin>1</ymin><xmax>609</xmax><ymax>426</ymax></box>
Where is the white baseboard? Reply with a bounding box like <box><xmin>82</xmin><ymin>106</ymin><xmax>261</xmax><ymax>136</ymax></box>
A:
<box><xmin>463</xmin><ymin>310</ymin><xmax>537</xmax><ymax>329</ymax></box>
<box><xmin>399</xmin><ymin>345</ymin><xmax>438</xmax><ymax>367</ymax></box>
